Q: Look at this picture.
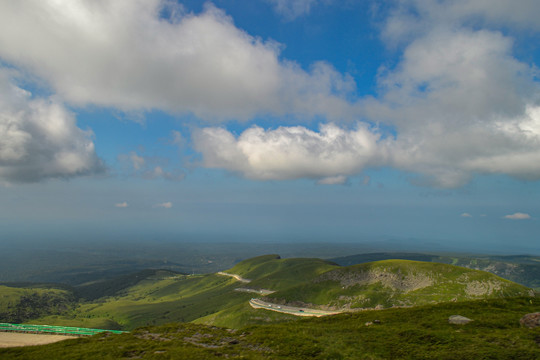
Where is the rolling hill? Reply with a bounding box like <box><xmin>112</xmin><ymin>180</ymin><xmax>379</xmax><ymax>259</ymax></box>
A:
<box><xmin>263</xmin><ymin>260</ymin><xmax>534</xmax><ymax>311</ymax></box>
<box><xmin>330</xmin><ymin>253</ymin><xmax>540</xmax><ymax>290</ymax></box>
<box><xmin>0</xmin><ymin>255</ymin><xmax>536</xmax><ymax>331</ymax></box>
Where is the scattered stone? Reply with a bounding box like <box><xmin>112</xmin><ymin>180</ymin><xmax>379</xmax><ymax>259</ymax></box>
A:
<box><xmin>373</xmin><ymin>319</ymin><xmax>381</xmax><ymax>324</ymax></box>
<box><xmin>365</xmin><ymin>322</ymin><xmax>373</xmax><ymax>326</ymax></box>
<box><xmin>448</xmin><ymin>315</ymin><xmax>472</xmax><ymax>325</ymax></box>
<box><xmin>520</xmin><ymin>313</ymin><xmax>540</xmax><ymax>329</ymax></box>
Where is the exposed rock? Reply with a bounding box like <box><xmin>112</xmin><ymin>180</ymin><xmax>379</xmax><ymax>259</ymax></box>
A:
<box><xmin>318</xmin><ymin>268</ymin><xmax>434</xmax><ymax>292</ymax></box>
<box><xmin>520</xmin><ymin>312</ymin><xmax>540</xmax><ymax>329</ymax></box>
<box><xmin>464</xmin><ymin>280</ymin><xmax>502</xmax><ymax>296</ymax></box>
<box><xmin>448</xmin><ymin>315</ymin><xmax>472</xmax><ymax>325</ymax></box>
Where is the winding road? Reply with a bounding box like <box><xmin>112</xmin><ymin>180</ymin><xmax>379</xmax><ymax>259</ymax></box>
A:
<box><xmin>249</xmin><ymin>298</ymin><xmax>342</xmax><ymax>317</ymax></box>
<box><xmin>218</xmin><ymin>271</ymin><xmax>341</xmax><ymax>317</ymax></box>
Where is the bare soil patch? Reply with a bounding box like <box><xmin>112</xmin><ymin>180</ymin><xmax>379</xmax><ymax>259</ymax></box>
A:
<box><xmin>0</xmin><ymin>332</ymin><xmax>76</xmax><ymax>348</ymax></box>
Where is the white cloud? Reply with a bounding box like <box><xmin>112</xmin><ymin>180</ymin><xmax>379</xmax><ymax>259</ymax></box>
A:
<box><xmin>154</xmin><ymin>202</ymin><xmax>173</xmax><ymax>208</ymax></box>
<box><xmin>268</xmin><ymin>0</ymin><xmax>319</xmax><ymax>20</ymax></box>
<box><xmin>367</xmin><ymin>25</ymin><xmax>540</xmax><ymax>187</ymax></box>
<box><xmin>115</xmin><ymin>202</ymin><xmax>128</xmax><ymax>208</ymax></box>
<box><xmin>193</xmin><ymin>123</ymin><xmax>379</xmax><ymax>181</ymax></box>
<box><xmin>317</xmin><ymin>175</ymin><xmax>347</xmax><ymax>185</ymax></box>
<box><xmin>504</xmin><ymin>212</ymin><xmax>531</xmax><ymax>220</ymax></box>
<box><xmin>119</xmin><ymin>151</ymin><xmax>185</xmax><ymax>181</ymax></box>
<box><xmin>0</xmin><ymin>1</ymin><xmax>358</xmax><ymax>122</ymax></box>
<box><xmin>461</xmin><ymin>213</ymin><xmax>472</xmax><ymax>218</ymax></box>
<box><xmin>130</xmin><ymin>152</ymin><xmax>145</xmax><ymax>170</ymax></box>
<box><xmin>0</xmin><ymin>68</ymin><xmax>103</xmax><ymax>184</ymax></box>
<box><xmin>382</xmin><ymin>0</ymin><xmax>540</xmax><ymax>45</ymax></box>
<box><xmin>147</xmin><ymin>166</ymin><xmax>185</xmax><ymax>181</ymax></box>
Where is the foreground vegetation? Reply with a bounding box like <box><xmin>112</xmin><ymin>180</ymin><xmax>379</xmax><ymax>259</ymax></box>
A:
<box><xmin>1</xmin><ymin>297</ymin><xmax>539</xmax><ymax>359</ymax></box>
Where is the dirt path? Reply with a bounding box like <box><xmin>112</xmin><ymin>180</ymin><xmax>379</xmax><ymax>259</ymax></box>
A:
<box><xmin>249</xmin><ymin>298</ymin><xmax>342</xmax><ymax>317</ymax></box>
<box><xmin>217</xmin><ymin>271</ymin><xmax>251</xmax><ymax>283</ymax></box>
<box><xmin>0</xmin><ymin>332</ymin><xmax>76</xmax><ymax>348</ymax></box>
<box><xmin>234</xmin><ymin>287</ymin><xmax>275</xmax><ymax>295</ymax></box>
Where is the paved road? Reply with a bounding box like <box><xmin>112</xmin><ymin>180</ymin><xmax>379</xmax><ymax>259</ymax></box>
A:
<box><xmin>249</xmin><ymin>298</ymin><xmax>342</xmax><ymax>317</ymax></box>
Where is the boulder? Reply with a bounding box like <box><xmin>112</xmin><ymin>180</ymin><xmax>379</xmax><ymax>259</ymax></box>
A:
<box><xmin>448</xmin><ymin>315</ymin><xmax>472</xmax><ymax>325</ymax></box>
<box><xmin>520</xmin><ymin>312</ymin><xmax>540</xmax><ymax>329</ymax></box>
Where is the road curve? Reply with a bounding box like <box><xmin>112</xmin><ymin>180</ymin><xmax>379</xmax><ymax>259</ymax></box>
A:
<box><xmin>249</xmin><ymin>298</ymin><xmax>342</xmax><ymax>317</ymax></box>
<box><xmin>217</xmin><ymin>271</ymin><xmax>251</xmax><ymax>283</ymax></box>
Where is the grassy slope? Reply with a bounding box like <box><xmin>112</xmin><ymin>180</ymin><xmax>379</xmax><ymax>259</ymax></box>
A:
<box><xmin>266</xmin><ymin>260</ymin><xmax>534</xmax><ymax>309</ymax></box>
<box><xmin>2</xmin><ymin>256</ymin><xmax>535</xmax><ymax>332</ymax></box>
<box><xmin>73</xmin><ymin>269</ymin><xmax>182</xmax><ymax>300</ymax></box>
<box><xmin>1</xmin><ymin>296</ymin><xmax>539</xmax><ymax>359</ymax></box>
<box><xmin>0</xmin><ymin>285</ymin><xmax>75</xmax><ymax>323</ymax></box>
<box><xmin>227</xmin><ymin>254</ymin><xmax>339</xmax><ymax>291</ymax></box>
<box><xmin>64</xmin><ymin>274</ymin><xmax>254</xmax><ymax>330</ymax></box>
<box><xmin>331</xmin><ymin>253</ymin><xmax>540</xmax><ymax>290</ymax></box>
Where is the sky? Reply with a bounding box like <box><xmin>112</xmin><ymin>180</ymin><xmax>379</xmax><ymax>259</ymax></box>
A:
<box><xmin>0</xmin><ymin>0</ymin><xmax>539</xmax><ymax>253</ymax></box>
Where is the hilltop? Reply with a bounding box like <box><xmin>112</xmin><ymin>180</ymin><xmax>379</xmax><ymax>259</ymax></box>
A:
<box><xmin>330</xmin><ymin>253</ymin><xmax>540</xmax><ymax>290</ymax></box>
<box><xmin>263</xmin><ymin>260</ymin><xmax>533</xmax><ymax>311</ymax></box>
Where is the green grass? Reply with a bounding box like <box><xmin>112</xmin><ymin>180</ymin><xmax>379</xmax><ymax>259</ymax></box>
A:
<box><xmin>330</xmin><ymin>252</ymin><xmax>540</xmax><ymax>290</ymax></box>
<box><xmin>227</xmin><ymin>255</ymin><xmax>339</xmax><ymax>291</ymax></box>
<box><xmin>0</xmin><ymin>285</ymin><xmax>75</xmax><ymax>323</ymax></box>
<box><xmin>70</xmin><ymin>274</ymin><xmax>254</xmax><ymax>330</ymax></box>
<box><xmin>1</xmin><ymin>297</ymin><xmax>539</xmax><ymax>359</ymax></box>
<box><xmin>266</xmin><ymin>260</ymin><xmax>534</xmax><ymax>309</ymax></box>
<box><xmin>2</xmin><ymin>257</ymin><xmax>536</xmax><ymax>334</ymax></box>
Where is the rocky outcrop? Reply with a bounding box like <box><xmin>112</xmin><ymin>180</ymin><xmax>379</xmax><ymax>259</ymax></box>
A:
<box><xmin>317</xmin><ymin>267</ymin><xmax>434</xmax><ymax>293</ymax></box>
<box><xmin>448</xmin><ymin>315</ymin><xmax>472</xmax><ymax>325</ymax></box>
<box><xmin>520</xmin><ymin>313</ymin><xmax>540</xmax><ymax>328</ymax></box>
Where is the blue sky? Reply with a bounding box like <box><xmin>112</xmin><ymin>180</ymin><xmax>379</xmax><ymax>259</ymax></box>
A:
<box><xmin>0</xmin><ymin>0</ymin><xmax>539</xmax><ymax>253</ymax></box>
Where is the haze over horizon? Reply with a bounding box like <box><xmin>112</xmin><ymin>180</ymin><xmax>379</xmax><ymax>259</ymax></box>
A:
<box><xmin>1</xmin><ymin>0</ymin><xmax>539</xmax><ymax>253</ymax></box>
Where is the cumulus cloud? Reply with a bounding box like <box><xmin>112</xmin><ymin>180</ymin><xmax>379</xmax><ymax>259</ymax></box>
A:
<box><xmin>268</xmin><ymin>0</ymin><xmax>319</xmax><ymax>20</ymax></box>
<box><xmin>461</xmin><ymin>213</ymin><xmax>472</xmax><ymax>218</ymax></box>
<box><xmin>365</xmin><ymin>2</ymin><xmax>540</xmax><ymax>187</ymax></box>
<box><xmin>0</xmin><ymin>0</ymin><xmax>358</xmax><ymax>122</ymax></box>
<box><xmin>0</xmin><ymin>68</ymin><xmax>103</xmax><ymax>184</ymax></box>
<box><xmin>190</xmin><ymin>0</ymin><xmax>540</xmax><ymax>187</ymax></box>
<box><xmin>115</xmin><ymin>202</ymin><xmax>128</xmax><ymax>208</ymax></box>
<box><xmin>154</xmin><ymin>202</ymin><xmax>173</xmax><ymax>208</ymax></box>
<box><xmin>504</xmin><ymin>212</ymin><xmax>531</xmax><ymax>220</ymax></box>
<box><xmin>193</xmin><ymin>123</ymin><xmax>379</xmax><ymax>182</ymax></box>
<box><xmin>382</xmin><ymin>0</ymin><xmax>540</xmax><ymax>45</ymax></box>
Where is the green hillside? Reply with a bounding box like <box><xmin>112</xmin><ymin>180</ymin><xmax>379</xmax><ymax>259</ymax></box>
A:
<box><xmin>265</xmin><ymin>260</ymin><xmax>534</xmax><ymax>310</ymax></box>
<box><xmin>330</xmin><ymin>253</ymin><xmax>540</xmax><ymax>290</ymax></box>
<box><xmin>0</xmin><ymin>285</ymin><xmax>75</xmax><ymax>323</ymax></box>
<box><xmin>1</xmin><ymin>296</ymin><xmax>539</xmax><ymax>359</ymax></box>
<box><xmin>74</xmin><ymin>269</ymin><xmax>183</xmax><ymax>300</ymax></box>
<box><xmin>227</xmin><ymin>254</ymin><xmax>338</xmax><ymax>291</ymax></box>
<box><xmin>0</xmin><ymin>256</ymin><xmax>536</xmax><ymax>332</ymax></box>
<box><xmin>54</xmin><ymin>274</ymin><xmax>253</xmax><ymax>330</ymax></box>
